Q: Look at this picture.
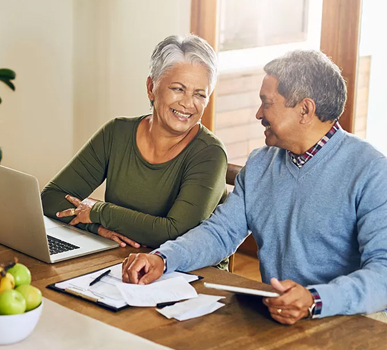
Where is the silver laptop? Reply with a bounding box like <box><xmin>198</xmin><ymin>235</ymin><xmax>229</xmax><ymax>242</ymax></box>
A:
<box><xmin>0</xmin><ymin>166</ymin><xmax>119</xmax><ymax>263</ymax></box>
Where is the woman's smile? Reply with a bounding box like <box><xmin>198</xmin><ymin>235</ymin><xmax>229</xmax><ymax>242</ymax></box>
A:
<box><xmin>171</xmin><ymin>108</ymin><xmax>192</xmax><ymax>120</ymax></box>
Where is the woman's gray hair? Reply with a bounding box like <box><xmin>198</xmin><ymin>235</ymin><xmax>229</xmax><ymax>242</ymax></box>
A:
<box><xmin>264</xmin><ymin>50</ymin><xmax>347</xmax><ymax>122</ymax></box>
<box><xmin>149</xmin><ymin>34</ymin><xmax>218</xmax><ymax>94</ymax></box>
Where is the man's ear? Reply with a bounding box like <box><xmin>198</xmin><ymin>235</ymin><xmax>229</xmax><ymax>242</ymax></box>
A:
<box><xmin>299</xmin><ymin>98</ymin><xmax>316</xmax><ymax>124</ymax></box>
<box><xmin>146</xmin><ymin>76</ymin><xmax>155</xmax><ymax>102</ymax></box>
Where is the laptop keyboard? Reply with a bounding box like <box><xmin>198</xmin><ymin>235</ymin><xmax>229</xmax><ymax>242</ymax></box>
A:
<box><xmin>47</xmin><ymin>235</ymin><xmax>80</xmax><ymax>255</ymax></box>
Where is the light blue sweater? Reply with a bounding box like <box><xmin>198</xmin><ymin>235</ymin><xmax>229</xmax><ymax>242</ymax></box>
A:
<box><xmin>157</xmin><ymin>128</ymin><xmax>387</xmax><ymax>318</ymax></box>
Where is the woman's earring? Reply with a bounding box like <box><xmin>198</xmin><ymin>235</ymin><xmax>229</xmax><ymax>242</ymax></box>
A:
<box><xmin>149</xmin><ymin>99</ymin><xmax>154</xmax><ymax>109</ymax></box>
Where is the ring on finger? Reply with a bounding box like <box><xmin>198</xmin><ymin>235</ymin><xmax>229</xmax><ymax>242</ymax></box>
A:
<box><xmin>70</xmin><ymin>208</ymin><xmax>76</xmax><ymax>216</ymax></box>
<box><xmin>277</xmin><ymin>308</ymin><xmax>282</xmax><ymax>315</ymax></box>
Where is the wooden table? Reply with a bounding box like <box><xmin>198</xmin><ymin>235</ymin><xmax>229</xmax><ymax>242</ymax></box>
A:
<box><xmin>1</xmin><ymin>244</ymin><xmax>386</xmax><ymax>350</ymax></box>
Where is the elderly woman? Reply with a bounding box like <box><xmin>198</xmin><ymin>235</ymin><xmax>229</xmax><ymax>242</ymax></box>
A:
<box><xmin>41</xmin><ymin>34</ymin><xmax>227</xmax><ymax>251</ymax></box>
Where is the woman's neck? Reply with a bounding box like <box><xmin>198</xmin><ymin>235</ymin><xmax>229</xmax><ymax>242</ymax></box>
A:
<box><xmin>137</xmin><ymin>115</ymin><xmax>200</xmax><ymax>164</ymax></box>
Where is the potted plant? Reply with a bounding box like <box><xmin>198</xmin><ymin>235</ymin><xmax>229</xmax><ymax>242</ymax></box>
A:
<box><xmin>0</xmin><ymin>68</ymin><xmax>16</xmax><ymax>162</ymax></box>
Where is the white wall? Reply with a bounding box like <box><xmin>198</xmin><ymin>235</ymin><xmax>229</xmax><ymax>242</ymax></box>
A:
<box><xmin>0</xmin><ymin>0</ymin><xmax>191</xmax><ymax>192</ymax></box>
<box><xmin>74</xmin><ymin>0</ymin><xmax>191</xmax><ymax>150</ymax></box>
<box><xmin>0</xmin><ymin>0</ymin><xmax>74</xmax><ymax>188</ymax></box>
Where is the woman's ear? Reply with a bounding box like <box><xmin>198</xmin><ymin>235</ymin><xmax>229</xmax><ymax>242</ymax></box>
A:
<box><xmin>299</xmin><ymin>98</ymin><xmax>316</xmax><ymax>124</ymax></box>
<box><xmin>146</xmin><ymin>76</ymin><xmax>155</xmax><ymax>103</ymax></box>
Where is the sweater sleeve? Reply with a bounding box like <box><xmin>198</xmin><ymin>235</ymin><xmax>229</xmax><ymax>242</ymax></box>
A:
<box><xmin>157</xmin><ymin>165</ymin><xmax>250</xmax><ymax>273</ymax></box>
<box><xmin>308</xmin><ymin>156</ymin><xmax>387</xmax><ymax>317</ymax></box>
<box><xmin>41</xmin><ymin>119</ymin><xmax>114</xmax><ymax>232</ymax></box>
<box><xmin>89</xmin><ymin>144</ymin><xmax>228</xmax><ymax>248</ymax></box>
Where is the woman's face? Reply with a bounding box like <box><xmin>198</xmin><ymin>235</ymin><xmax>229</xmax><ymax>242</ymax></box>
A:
<box><xmin>147</xmin><ymin>62</ymin><xmax>210</xmax><ymax>136</ymax></box>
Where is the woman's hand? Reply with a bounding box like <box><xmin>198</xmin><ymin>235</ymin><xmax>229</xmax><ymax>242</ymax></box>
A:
<box><xmin>56</xmin><ymin>195</ymin><xmax>143</xmax><ymax>248</ymax></box>
<box><xmin>98</xmin><ymin>226</ymin><xmax>141</xmax><ymax>248</ymax></box>
<box><xmin>56</xmin><ymin>195</ymin><xmax>97</xmax><ymax>225</ymax></box>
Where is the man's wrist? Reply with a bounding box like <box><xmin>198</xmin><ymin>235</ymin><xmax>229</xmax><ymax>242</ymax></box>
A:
<box><xmin>307</xmin><ymin>287</ymin><xmax>322</xmax><ymax>319</ymax></box>
<box><xmin>151</xmin><ymin>251</ymin><xmax>167</xmax><ymax>272</ymax></box>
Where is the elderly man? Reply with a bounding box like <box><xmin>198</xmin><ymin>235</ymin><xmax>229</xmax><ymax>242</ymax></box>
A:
<box><xmin>122</xmin><ymin>50</ymin><xmax>387</xmax><ymax>325</ymax></box>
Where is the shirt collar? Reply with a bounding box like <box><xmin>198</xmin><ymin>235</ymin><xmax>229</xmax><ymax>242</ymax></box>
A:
<box><xmin>288</xmin><ymin>121</ymin><xmax>341</xmax><ymax>168</ymax></box>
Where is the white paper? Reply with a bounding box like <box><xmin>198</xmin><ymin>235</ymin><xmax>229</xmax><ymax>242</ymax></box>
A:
<box><xmin>175</xmin><ymin>302</ymin><xmax>224</xmax><ymax>321</ymax></box>
<box><xmin>157</xmin><ymin>294</ymin><xmax>225</xmax><ymax>321</ymax></box>
<box><xmin>54</xmin><ymin>263</ymin><xmax>199</xmax><ymax>309</ymax></box>
<box><xmin>116</xmin><ymin>276</ymin><xmax>198</xmax><ymax>307</ymax></box>
<box><xmin>157</xmin><ymin>271</ymin><xmax>199</xmax><ymax>283</ymax></box>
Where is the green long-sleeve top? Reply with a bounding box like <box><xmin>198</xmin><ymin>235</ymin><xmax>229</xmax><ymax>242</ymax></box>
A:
<box><xmin>41</xmin><ymin>116</ymin><xmax>227</xmax><ymax>248</ymax></box>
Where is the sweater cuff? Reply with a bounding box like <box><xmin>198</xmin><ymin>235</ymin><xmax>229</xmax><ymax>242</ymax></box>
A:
<box><xmin>156</xmin><ymin>246</ymin><xmax>182</xmax><ymax>273</ymax></box>
<box><xmin>84</xmin><ymin>223</ymin><xmax>100</xmax><ymax>234</ymax></box>
<box><xmin>307</xmin><ymin>283</ymin><xmax>346</xmax><ymax>318</ymax></box>
<box><xmin>90</xmin><ymin>201</ymin><xmax>105</xmax><ymax>224</ymax></box>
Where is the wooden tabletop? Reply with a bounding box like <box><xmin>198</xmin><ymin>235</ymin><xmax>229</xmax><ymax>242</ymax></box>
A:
<box><xmin>1</xmin><ymin>244</ymin><xmax>386</xmax><ymax>350</ymax></box>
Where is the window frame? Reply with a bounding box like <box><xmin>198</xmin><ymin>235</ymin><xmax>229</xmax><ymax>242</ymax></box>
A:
<box><xmin>190</xmin><ymin>0</ymin><xmax>362</xmax><ymax>134</ymax></box>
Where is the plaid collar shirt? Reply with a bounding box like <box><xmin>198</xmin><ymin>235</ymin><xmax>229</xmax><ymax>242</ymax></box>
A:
<box><xmin>288</xmin><ymin>121</ymin><xmax>340</xmax><ymax>168</ymax></box>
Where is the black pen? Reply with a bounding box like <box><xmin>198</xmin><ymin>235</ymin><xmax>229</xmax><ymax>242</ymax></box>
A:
<box><xmin>156</xmin><ymin>301</ymin><xmax>180</xmax><ymax>309</ymax></box>
<box><xmin>89</xmin><ymin>269</ymin><xmax>111</xmax><ymax>286</ymax></box>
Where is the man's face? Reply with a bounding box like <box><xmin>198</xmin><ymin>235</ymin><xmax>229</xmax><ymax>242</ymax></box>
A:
<box><xmin>256</xmin><ymin>75</ymin><xmax>302</xmax><ymax>152</ymax></box>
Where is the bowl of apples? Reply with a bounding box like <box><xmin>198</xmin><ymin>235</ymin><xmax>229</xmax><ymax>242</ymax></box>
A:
<box><xmin>0</xmin><ymin>260</ymin><xmax>43</xmax><ymax>345</ymax></box>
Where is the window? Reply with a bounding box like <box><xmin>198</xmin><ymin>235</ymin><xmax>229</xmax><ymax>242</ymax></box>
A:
<box><xmin>215</xmin><ymin>0</ymin><xmax>323</xmax><ymax>164</ymax></box>
<box><xmin>355</xmin><ymin>0</ymin><xmax>387</xmax><ymax>156</ymax></box>
<box><xmin>219</xmin><ymin>0</ymin><xmax>308</xmax><ymax>52</ymax></box>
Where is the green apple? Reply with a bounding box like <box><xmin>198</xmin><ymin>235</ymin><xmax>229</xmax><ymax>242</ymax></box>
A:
<box><xmin>7</xmin><ymin>263</ymin><xmax>31</xmax><ymax>287</ymax></box>
<box><xmin>0</xmin><ymin>289</ymin><xmax>26</xmax><ymax>315</ymax></box>
<box><xmin>15</xmin><ymin>285</ymin><xmax>42</xmax><ymax>311</ymax></box>
<box><xmin>0</xmin><ymin>272</ymin><xmax>15</xmax><ymax>293</ymax></box>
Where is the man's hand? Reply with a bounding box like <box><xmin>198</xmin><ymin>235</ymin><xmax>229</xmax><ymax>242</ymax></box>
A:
<box><xmin>263</xmin><ymin>278</ymin><xmax>314</xmax><ymax>325</ymax></box>
<box><xmin>98</xmin><ymin>226</ymin><xmax>141</xmax><ymax>248</ymax></box>
<box><xmin>122</xmin><ymin>253</ymin><xmax>164</xmax><ymax>285</ymax></box>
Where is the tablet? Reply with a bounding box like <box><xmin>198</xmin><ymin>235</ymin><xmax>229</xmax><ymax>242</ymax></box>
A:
<box><xmin>204</xmin><ymin>282</ymin><xmax>280</xmax><ymax>298</ymax></box>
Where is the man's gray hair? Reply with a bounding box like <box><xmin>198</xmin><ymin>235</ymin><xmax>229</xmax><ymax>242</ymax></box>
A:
<box><xmin>149</xmin><ymin>34</ymin><xmax>218</xmax><ymax>94</ymax></box>
<box><xmin>264</xmin><ymin>50</ymin><xmax>347</xmax><ymax>122</ymax></box>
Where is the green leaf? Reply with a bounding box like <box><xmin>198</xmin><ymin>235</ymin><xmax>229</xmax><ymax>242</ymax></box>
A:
<box><xmin>0</xmin><ymin>69</ymin><xmax>16</xmax><ymax>80</ymax></box>
<box><xmin>0</xmin><ymin>78</ymin><xmax>15</xmax><ymax>91</ymax></box>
